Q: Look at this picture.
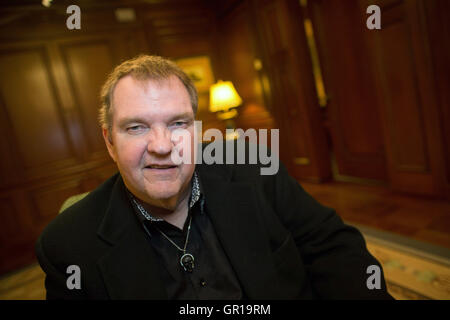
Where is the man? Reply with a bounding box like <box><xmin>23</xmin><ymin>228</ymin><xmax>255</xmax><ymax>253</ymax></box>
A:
<box><xmin>36</xmin><ymin>55</ymin><xmax>393</xmax><ymax>299</ymax></box>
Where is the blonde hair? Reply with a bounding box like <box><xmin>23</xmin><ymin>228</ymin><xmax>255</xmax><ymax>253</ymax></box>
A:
<box><xmin>99</xmin><ymin>55</ymin><xmax>198</xmax><ymax>131</ymax></box>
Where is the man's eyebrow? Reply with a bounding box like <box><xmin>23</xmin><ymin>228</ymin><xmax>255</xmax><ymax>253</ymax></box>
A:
<box><xmin>169</xmin><ymin>112</ymin><xmax>194</xmax><ymax>122</ymax></box>
<box><xmin>117</xmin><ymin>113</ymin><xmax>194</xmax><ymax>127</ymax></box>
<box><xmin>117</xmin><ymin>117</ymin><xmax>145</xmax><ymax>127</ymax></box>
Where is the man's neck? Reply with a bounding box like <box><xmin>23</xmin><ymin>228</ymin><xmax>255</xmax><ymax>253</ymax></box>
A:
<box><xmin>140</xmin><ymin>186</ymin><xmax>191</xmax><ymax>230</ymax></box>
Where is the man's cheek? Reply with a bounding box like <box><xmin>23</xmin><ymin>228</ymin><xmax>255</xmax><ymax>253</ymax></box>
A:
<box><xmin>117</xmin><ymin>149</ymin><xmax>141</xmax><ymax>170</ymax></box>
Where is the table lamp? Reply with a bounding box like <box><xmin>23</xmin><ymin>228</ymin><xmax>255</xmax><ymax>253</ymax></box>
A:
<box><xmin>209</xmin><ymin>80</ymin><xmax>242</xmax><ymax>133</ymax></box>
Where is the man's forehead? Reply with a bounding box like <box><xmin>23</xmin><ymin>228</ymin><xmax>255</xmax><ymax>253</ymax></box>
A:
<box><xmin>114</xmin><ymin>74</ymin><xmax>185</xmax><ymax>96</ymax></box>
<box><xmin>111</xmin><ymin>75</ymin><xmax>193</xmax><ymax>121</ymax></box>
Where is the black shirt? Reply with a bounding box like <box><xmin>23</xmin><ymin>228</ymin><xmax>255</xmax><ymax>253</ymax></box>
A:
<box><xmin>127</xmin><ymin>172</ymin><xmax>243</xmax><ymax>299</ymax></box>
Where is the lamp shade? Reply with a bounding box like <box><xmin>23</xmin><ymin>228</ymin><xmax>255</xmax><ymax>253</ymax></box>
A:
<box><xmin>209</xmin><ymin>80</ymin><xmax>242</xmax><ymax>113</ymax></box>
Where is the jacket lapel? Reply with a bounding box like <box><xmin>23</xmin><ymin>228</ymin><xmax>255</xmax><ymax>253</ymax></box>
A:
<box><xmin>96</xmin><ymin>176</ymin><xmax>168</xmax><ymax>299</ymax></box>
<box><xmin>197</xmin><ymin>164</ymin><xmax>283</xmax><ymax>299</ymax></box>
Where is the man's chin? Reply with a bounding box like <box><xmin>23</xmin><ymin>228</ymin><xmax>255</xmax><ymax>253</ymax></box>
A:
<box><xmin>145</xmin><ymin>189</ymin><xmax>176</xmax><ymax>200</ymax></box>
<box><xmin>143</xmin><ymin>183</ymin><xmax>181</xmax><ymax>203</ymax></box>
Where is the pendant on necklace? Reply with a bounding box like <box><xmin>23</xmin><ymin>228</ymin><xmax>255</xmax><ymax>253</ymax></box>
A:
<box><xmin>180</xmin><ymin>253</ymin><xmax>195</xmax><ymax>273</ymax></box>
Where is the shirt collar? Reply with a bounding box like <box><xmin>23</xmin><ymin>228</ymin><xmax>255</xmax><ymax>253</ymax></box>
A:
<box><xmin>189</xmin><ymin>171</ymin><xmax>201</xmax><ymax>209</ymax></box>
<box><xmin>127</xmin><ymin>171</ymin><xmax>203</xmax><ymax>223</ymax></box>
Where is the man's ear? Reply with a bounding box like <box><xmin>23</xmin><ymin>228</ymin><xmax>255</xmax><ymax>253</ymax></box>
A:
<box><xmin>102</xmin><ymin>127</ymin><xmax>117</xmax><ymax>163</ymax></box>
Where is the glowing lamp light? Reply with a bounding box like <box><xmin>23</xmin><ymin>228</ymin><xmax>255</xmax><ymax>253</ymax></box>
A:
<box><xmin>209</xmin><ymin>80</ymin><xmax>242</xmax><ymax>121</ymax></box>
<box><xmin>42</xmin><ymin>0</ymin><xmax>53</xmax><ymax>7</ymax></box>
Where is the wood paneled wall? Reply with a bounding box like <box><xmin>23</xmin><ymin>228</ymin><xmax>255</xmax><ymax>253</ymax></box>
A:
<box><xmin>0</xmin><ymin>0</ymin><xmax>218</xmax><ymax>275</ymax></box>
<box><xmin>0</xmin><ymin>19</ymin><xmax>146</xmax><ymax>274</ymax></box>
<box><xmin>218</xmin><ymin>0</ymin><xmax>449</xmax><ymax>197</ymax></box>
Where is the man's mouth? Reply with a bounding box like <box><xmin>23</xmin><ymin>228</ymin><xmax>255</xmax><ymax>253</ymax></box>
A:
<box><xmin>145</xmin><ymin>165</ymin><xmax>178</xmax><ymax>170</ymax></box>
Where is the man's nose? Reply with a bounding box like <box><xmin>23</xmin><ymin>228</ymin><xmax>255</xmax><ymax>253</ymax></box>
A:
<box><xmin>147</xmin><ymin>126</ymin><xmax>173</xmax><ymax>155</ymax></box>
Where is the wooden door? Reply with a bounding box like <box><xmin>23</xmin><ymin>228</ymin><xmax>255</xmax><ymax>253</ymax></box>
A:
<box><xmin>366</xmin><ymin>0</ymin><xmax>447</xmax><ymax>196</ymax></box>
<box><xmin>307</xmin><ymin>0</ymin><xmax>388</xmax><ymax>182</ymax></box>
<box><xmin>252</xmin><ymin>0</ymin><xmax>331</xmax><ymax>182</ymax></box>
<box><xmin>305</xmin><ymin>0</ymin><xmax>447</xmax><ymax>196</ymax></box>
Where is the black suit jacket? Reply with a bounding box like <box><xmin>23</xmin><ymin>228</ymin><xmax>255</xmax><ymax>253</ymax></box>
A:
<box><xmin>36</xmin><ymin>157</ymin><xmax>393</xmax><ymax>299</ymax></box>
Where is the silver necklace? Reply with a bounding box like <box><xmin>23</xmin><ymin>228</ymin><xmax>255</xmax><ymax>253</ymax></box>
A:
<box><xmin>132</xmin><ymin>198</ymin><xmax>195</xmax><ymax>272</ymax></box>
<box><xmin>154</xmin><ymin>216</ymin><xmax>194</xmax><ymax>273</ymax></box>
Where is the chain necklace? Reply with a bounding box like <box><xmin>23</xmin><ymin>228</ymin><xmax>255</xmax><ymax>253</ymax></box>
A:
<box><xmin>154</xmin><ymin>216</ymin><xmax>194</xmax><ymax>272</ymax></box>
<box><xmin>132</xmin><ymin>198</ymin><xmax>195</xmax><ymax>273</ymax></box>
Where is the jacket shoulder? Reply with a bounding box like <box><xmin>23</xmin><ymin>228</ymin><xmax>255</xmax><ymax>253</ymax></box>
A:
<box><xmin>36</xmin><ymin>173</ymin><xmax>119</xmax><ymax>264</ymax></box>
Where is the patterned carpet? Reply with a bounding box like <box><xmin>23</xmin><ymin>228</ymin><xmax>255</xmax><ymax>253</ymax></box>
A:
<box><xmin>0</xmin><ymin>263</ymin><xmax>45</xmax><ymax>300</ymax></box>
<box><xmin>1</xmin><ymin>224</ymin><xmax>449</xmax><ymax>300</ymax></box>
<box><xmin>356</xmin><ymin>223</ymin><xmax>450</xmax><ymax>300</ymax></box>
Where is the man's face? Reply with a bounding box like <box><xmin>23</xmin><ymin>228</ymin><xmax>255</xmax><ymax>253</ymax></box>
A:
<box><xmin>103</xmin><ymin>75</ymin><xmax>196</xmax><ymax>209</ymax></box>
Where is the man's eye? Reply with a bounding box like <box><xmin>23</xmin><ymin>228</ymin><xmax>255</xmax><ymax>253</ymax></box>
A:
<box><xmin>171</xmin><ymin>121</ymin><xmax>186</xmax><ymax>128</ymax></box>
<box><xmin>127</xmin><ymin>125</ymin><xmax>146</xmax><ymax>133</ymax></box>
